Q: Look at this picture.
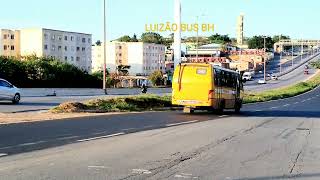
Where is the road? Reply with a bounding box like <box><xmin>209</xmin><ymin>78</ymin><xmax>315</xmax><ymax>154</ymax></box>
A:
<box><xmin>0</xmin><ymin>88</ymin><xmax>171</xmax><ymax>113</ymax></box>
<box><xmin>0</xmin><ymin>86</ymin><xmax>320</xmax><ymax>179</ymax></box>
<box><xmin>245</xmin><ymin>53</ymin><xmax>320</xmax><ymax>92</ymax></box>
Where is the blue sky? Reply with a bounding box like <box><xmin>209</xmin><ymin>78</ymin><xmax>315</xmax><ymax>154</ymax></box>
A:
<box><xmin>0</xmin><ymin>0</ymin><xmax>319</xmax><ymax>42</ymax></box>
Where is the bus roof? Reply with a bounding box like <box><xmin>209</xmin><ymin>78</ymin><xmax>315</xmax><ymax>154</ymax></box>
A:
<box><xmin>179</xmin><ymin>63</ymin><xmax>239</xmax><ymax>74</ymax></box>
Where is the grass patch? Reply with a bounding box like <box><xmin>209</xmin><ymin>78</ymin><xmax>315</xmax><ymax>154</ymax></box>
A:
<box><xmin>51</xmin><ymin>95</ymin><xmax>173</xmax><ymax>113</ymax></box>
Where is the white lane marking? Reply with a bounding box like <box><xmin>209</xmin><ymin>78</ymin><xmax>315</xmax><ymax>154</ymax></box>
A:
<box><xmin>293</xmin><ymin>102</ymin><xmax>299</xmax><ymax>105</ymax></box>
<box><xmin>122</xmin><ymin>128</ymin><xmax>137</xmax><ymax>131</ymax></box>
<box><xmin>166</xmin><ymin>120</ymin><xmax>199</xmax><ymax>127</ymax></box>
<box><xmin>18</xmin><ymin>141</ymin><xmax>46</xmax><ymax>147</ymax></box>
<box><xmin>307</xmin><ymin>98</ymin><xmax>312</xmax><ymax>101</ymax></box>
<box><xmin>57</xmin><ymin>136</ymin><xmax>79</xmax><ymax>140</ymax></box>
<box><xmin>92</xmin><ymin>131</ymin><xmax>108</xmax><ymax>135</ymax></box>
<box><xmin>88</xmin><ymin>166</ymin><xmax>108</xmax><ymax>169</ymax></box>
<box><xmin>132</xmin><ymin>169</ymin><xmax>152</xmax><ymax>174</ymax></box>
<box><xmin>0</xmin><ymin>153</ymin><xmax>8</xmax><ymax>157</ymax></box>
<box><xmin>270</xmin><ymin>106</ymin><xmax>279</xmax><ymax>109</ymax></box>
<box><xmin>218</xmin><ymin>115</ymin><xmax>229</xmax><ymax>118</ymax></box>
<box><xmin>283</xmin><ymin>104</ymin><xmax>290</xmax><ymax>107</ymax></box>
<box><xmin>77</xmin><ymin>132</ymin><xmax>125</xmax><ymax>142</ymax></box>
<box><xmin>254</xmin><ymin>110</ymin><xmax>263</xmax><ymax>112</ymax></box>
<box><xmin>174</xmin><ymin>173</ymin><xmax>198</xmax><ymax>179</ymax></box>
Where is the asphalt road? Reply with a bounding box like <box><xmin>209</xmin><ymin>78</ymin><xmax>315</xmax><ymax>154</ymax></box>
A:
<box><xmin>0</xmin><ymin>86</ymin><xmax>320</xmax><ymax>179</ymax></box>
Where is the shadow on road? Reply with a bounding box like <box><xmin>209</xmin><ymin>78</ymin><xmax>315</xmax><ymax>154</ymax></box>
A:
<box><xmin>241</xmin><ymin>110</ymin><xmax>320</xmax><ymax>118</ymax></box>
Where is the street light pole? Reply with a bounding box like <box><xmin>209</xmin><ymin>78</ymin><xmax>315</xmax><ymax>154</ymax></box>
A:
<box><xmin>291</xmin><ymin>42</ymin><xmax>294</xmax><ymax>67</ymax></box>
<box><xmin>103</xmin><ymin>0</ymin><xmax>108</xmax><ymax>94</ymax></box>
<box><xmin>196</xmin><ymin>16</ymin><xmax>199</xmax><ymax>61</ymax></box>
<box><xmin>279</xmin><ymin>35</ymin><xmax>282</xmax><ymax>74</ymax></box>
<box><xmin>263</xmin><ymin>36</ymin><xmax>266</xmax><ymax>81</ymax></box>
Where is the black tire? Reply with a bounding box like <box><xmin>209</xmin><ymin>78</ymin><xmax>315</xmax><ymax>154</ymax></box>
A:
<box><xmin>12</xmin><ymin>94</ymin><xmax>20</xmax><ymax>104</ymax></box>
<box><xmin>216</xmin><ymin>101</ymin><xmax>224</xmax><ymax>115</ymax></box>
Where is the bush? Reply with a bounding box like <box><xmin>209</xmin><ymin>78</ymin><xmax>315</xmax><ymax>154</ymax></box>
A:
<box><xmin>0</xmin><ymin>56</ymin><xmax>102</xmax><ymax>88</ymax></box>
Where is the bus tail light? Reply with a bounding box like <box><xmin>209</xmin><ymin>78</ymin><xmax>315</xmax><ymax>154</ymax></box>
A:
<box><xmin>208</xmin><ymin>90</ymin><xmax>214</xmax><ymax>100</ymax></box>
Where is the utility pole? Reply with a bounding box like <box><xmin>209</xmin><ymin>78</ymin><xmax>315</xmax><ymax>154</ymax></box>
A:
<box><xmin>103</xmin><ymin>0</ymin><xmax>108</xmax><ymax>94</ymax></box>
<box><xmin>173</xmin><ymin>0</ymin><xmax>181</xmax><ymax>68</ymax></box>
<box><xmin>279</xmin><ymin>35</ymin><xmax>282</xmax><ymax>74</ymax></box>
<box><xmin>263</xmin><ymin>36</ymin><xmax>266</xmax><ymax>81</ymax></box>
<box><xmin>196</xmin><ymin>16</ymin><xmax>199</xmax><ymax>61</ymax></box>
<box><xmin>291</xmin><ymin>41</ymin><xmax>294</xmax><ymax>67</ymax></box>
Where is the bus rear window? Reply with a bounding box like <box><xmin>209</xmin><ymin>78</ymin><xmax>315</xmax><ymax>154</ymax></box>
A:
<box><xmin>196</xmin><ymin>68</ymin><xmax>207</xmax><ymax>75</ymax></box>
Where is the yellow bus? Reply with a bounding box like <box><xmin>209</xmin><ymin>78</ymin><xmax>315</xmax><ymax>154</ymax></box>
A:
<box><xmin>172</xmin><ymin>63</ymin><xmax>244</xmax><ymax>114</ymax></box>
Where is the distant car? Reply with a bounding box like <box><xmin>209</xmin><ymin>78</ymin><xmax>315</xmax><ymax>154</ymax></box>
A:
<box><xmin>242</xmin><ymin>72</ymin><xmax>252</xmax><ymax>81</ymax></box>
<box><xmin>0</xmin><ymin>79</ymin><xmax>21</xmax><ymax>104</ymax></box>
<box><xmin>258</xmin><ymin>79</ymin><xmax>266</xmax><ymax>84</ymax></box>
<box><xmin>259</xmin><ymin>70</ymin><xmax>263</xmax><ymax>74</ymax></box>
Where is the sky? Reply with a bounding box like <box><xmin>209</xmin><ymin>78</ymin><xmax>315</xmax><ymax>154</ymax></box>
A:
<box><xmin>0</xmin><ymin>0</ymin><xmax>319</xmax><ymax>42</ymax></box>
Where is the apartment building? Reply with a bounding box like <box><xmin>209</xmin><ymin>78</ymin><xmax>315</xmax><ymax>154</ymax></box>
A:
<box><xmin>92</xmin><ymin>42</ymin><xmax>165</xmax><ymax>76</ymax></box>
<box><xmin>19</xmin><ymin>28</ymin><xmax>92</xmax><ymax>72</ymax></box>
<box><xmin>0</xmin><ymin>29</ymin><xmax>20</xmax><ymax>57</ymax></box>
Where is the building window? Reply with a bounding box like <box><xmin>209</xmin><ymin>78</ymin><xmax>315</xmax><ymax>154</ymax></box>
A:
<box><xmin>119</xmin><ymin>53</ymin><xmax>122</xmax><ymax>56</ymax></box>
<box><xmin>44</xmin><ymin>45</ymin><xmax>48</xmax><ymax>50</ymax></box>
<box><xmin>77</xmin><ymin>47</ymin><xmax>80</xmax><ymax>51</ymax></box>
<box><xmin>76</xmin><ymin>57</ymin><xmax>80</xmax><ymax>61</ymax></box>
<box><xmin>71</xmin><ymin>56</ymin><xmax>74</xmax><ymax>61</ymax></box>
<box><xmin>64</xmin><ymin>46</ymin><xmax>68</xmax><ymax>51</ymax></box>
<box><xmin>11</xmin><ymin>35</ymin><xmax>14</xmax><ymax>39</ymax></box>
<box><xmin>64</xmin><ymin>56</ymin><xmax>68</xmax><ymax>61</ymax></box>
<box><xmin>71</xmin><ymin>36</ymin><xmax>74</xmax><ymax>41</ymax></box>
<box><xmin>58</xmin><ymin>36</ymin><xmax>62</xmax><ymax>41</ymax></box>
<box><xmin>82</xmin><ymin>47</ymin><xmax>85</xmax><ymax>51</ymax></box>
<box><xmin>64</xmin><ymin>36</ymin><xmax>68</xmax><ymax>41</ymax></box>
<box><xmin>11</xmin><ymin>46</ymin><xmax>14</xmax><ymax>50</ymax></box>
<box><xmin>118</xmin><ymin>46</ymin><xmax>122</xmax><ymax>49</ymax></box>
<box><xmin>44</xmin><ymin>34</ymin><xmax>48</xmax><ymax>40</ymax></box>
<box><xmin>77</xmin><ymin>37</ymin><xmax>80</xmax><ymax>41</ymax></box>
<box><xmin>88</xmin><ymin>38</ymin><xmax>91</xmax><ymax>43</ymax></box>
<box><xmin>82</xmin><ymin>38</ymin><xmax>86</xmax><ymax>43</ymax></box>
<box><xmin>52</xmin><ymin>45</ymin><xmax>55</xmax><ymax>51</ymax></box>
<box><xmin>3</xmin><ymin>34</ymin><xmax>7</xmax><ymax>39</ymax></box>
<box><xmin>3</xmin><ymin>45</ymin><xmax>7</xmax><ymax>50</ymax></box>
<box><xmin>51</xmin><ymin>35</ymin><xmax>55</xmax><ymax>40</ymax></box>
<box><xmin>58</xmin><ymin>46</ymin><xmax>62</xmax><ymax>51</ymax></box>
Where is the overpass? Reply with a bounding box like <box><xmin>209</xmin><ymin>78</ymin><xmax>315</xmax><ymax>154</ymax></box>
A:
<box><xmin>274</xmin><ymin>39</ymin><xmax>320</xmax><ymax>52</ymax></box>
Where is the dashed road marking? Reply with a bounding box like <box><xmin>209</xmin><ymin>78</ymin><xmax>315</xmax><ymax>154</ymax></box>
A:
<box><xmin>122</xmin><ymin>128</ymin><xmax>137</xmax><ymax>131</ymax></box>
<box><xmin>301</xmin><ymin>100</ymin><xmax>307</xmax><ymax>102</ymax></box>
<box><xmin>0</xmin><ymin>153</ymin><xmax>8</xmax><ymax>157</ymax></box>
<box><xmin>18</xmin><ymin>141</ymin><xmax>46</xmax><ymax>147</ymax></box>
<box><xmin>175</xmin><ymin>173</ymin><xmax>199</xmax><ymax>179</ymax></box>
<box><xmin>293</xmin><ymin>102</ymin><xmax>299</xmax><ymax>105</ymax></box>
<box><xmin>283</xmin><ymin>104</ymin><xmax>290</xmax><ymax>107</ymax></box>
<box><xmin>132</xmin><ymin>169</ymin><xmax>152</xmax><ymax>174</ymax></box>
<box><xmin>218</xmin><ymin>115</ymin><xmax>229</xmax><ymax>118</ymax></box>
<box><xmin>88</xmin><ymin>165</ymin><xmax>108</xmax><ymax>169</ymax></box>
<box><xmin>57</xmin><ymin>136</ymin><xmax>79</xmax><ymax>140</ymax></box>
<box><xmin>166</xmin><ymin>120</ymin><xmax>199</xmax><ymax>127</ymax></box>
<box><xmin>270</xmin><ymin>106</ymin><xmax>279</xmax><ymax>109</ymax></box>
<box><xmin>77</xmin><ymin>132</ymin><xmax>125</xmax><ymax>142</ymax></box>
<box><xmin>254</xmin><ymin>110</ymin><xmax>263</xmax><ymax>112</ymax></box>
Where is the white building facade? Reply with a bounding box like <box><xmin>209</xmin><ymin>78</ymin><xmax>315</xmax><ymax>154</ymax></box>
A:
<box><xmin>20</xmin><ymin>28</ymin><xmax>92</xmax><ymax>73</ymax></box>
<box><xmin>92</xmin><ymin>42</ymin><xmax>165</xmax><ymax>76</ymax></box>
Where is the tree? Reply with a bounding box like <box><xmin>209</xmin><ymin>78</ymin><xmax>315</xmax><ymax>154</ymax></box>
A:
<box><xmin>131</xmin><ymin>34</ymin><xmax>139</xmax><ymax>42</ymax></box>
<box><xmin>272</xmin><ymin>35</ymin><xmax>290</xmax><ymax>44</ymax></box>
<box><xmin>117</xmin><ymin>35</ymin><xmax>132</xmax><ymax>42</ymax></box>
<box><xmin>141</xmin><ymin>32</ymin><xmax>163</xmax><ymax>44</ymax></box>
<box><xmin>95</xmin><ymin>40</ymin><xmax>102</xmax><ymax>46</ymax></box>
<box><xmin>149</xmin><ymin>70</ymin><xmax>164</xmax><ymax>86</ymax></box>
<box><xmin>247</xmin><ymin>35</ymin><xmax>273</xmax><ymax>50</ymax></box>
<box><xmin>208</xmin><ymin>33</ymin><xmax>232</xmax><ymax>44</ymax></box>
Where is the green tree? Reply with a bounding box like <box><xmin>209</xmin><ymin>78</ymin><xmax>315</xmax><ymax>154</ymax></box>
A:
<box><xmin>247</xmin><ymin>35</ymin><xmax>273</xmax><ymax>50</ymax></box>
<box><xmin>117</xmin><ymin>35</ymin><xmax>132</xmax><ymax>42</ymax></box>
<box><xmin>208</xmin><ymin>33</ymin><xmax>232</xmax><ymax>44</ymax></box>
<box><xmin>149</xmin><ymin>70</ymin><xmax>164</xmax><ymax>86</ymax></box>
<box><xmin>131</xmin><ymin>34</ymin><xmax>139</xmax><ymax>42</ymax></box>
<box><xmin>272</xmin><ymin>35</ymin><xmax>290</xmax><ymax>44</ymax></box>
<box><xmin>141</xmin><ymin>32</ymin><xmax>163</xmax><ymax>44</ymax></box>
<box><xmin>95</xmin><ymin>40</ymin><xmax>102</xmax><ymax>46</ymax></box>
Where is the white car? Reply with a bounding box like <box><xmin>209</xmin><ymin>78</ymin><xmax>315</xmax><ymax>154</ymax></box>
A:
<box><xmin>0</xmin><ymin>79</ymin><xmax>21</xmax><ymax>104</ymax></box>
<box><xmin>258</xmin><ymin>79</ymin><xmax>266</xmax><ymax>84</ymax></box>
